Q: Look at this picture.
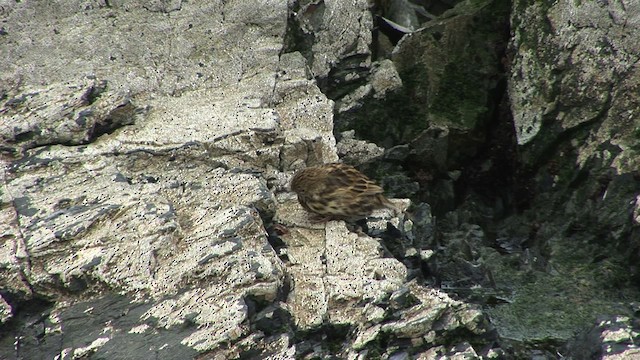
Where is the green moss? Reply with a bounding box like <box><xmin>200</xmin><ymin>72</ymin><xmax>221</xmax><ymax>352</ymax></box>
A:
<box><xmin>482</xmin><ymin>238</ymin><xmax>637</xmax><ymax>343</ymax></box>
<box><xmin>429</xmin><ymin>61</ymin><xmax>490</xmax><ymax>129</ymax></box>
<box><xmin>512</xmin><ymin>1</ymin><xmax>555</xmax><ymax>55</ymax></box>
<box><xmin>630</xmin><ymin>127</ymin><xmax>640</xmax><ymax>150</ymax></box>
<box><xmin>336</xmin><ymin>0</ymin><xmax>511</xmax><ymax>147</ymax></box>
<box><xmin>338</xmin><ymin>85</ymin><xmax>426</xmax><ymax>145</ymax></box>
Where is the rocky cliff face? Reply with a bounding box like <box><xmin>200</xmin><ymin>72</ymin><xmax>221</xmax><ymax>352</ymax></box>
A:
<box><xmin>1</xmin><ymin>0</ymin><xmax>639</xmax><ymax>359</ymax></box>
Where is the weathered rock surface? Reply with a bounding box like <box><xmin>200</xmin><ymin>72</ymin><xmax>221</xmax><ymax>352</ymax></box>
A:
<box><xmin>483</xmin><ymin>0</ymin><xmax>640</xmax><ymax>354</ymax></box>
<box><xmin>0</xmin><ymin>79</ymin><xmax>135</xmax><ymax>155</ymax></box>
<box><xmin>3</xmin><ymin>0</ymin><xmax>639</xmax><ymax>358</ymax></box>
<box><xmin>565</xmin><ymin>314</ymin><xmax>640</xmax><ymax>360</ymax></box>
<box><xmin>510</xmin><ymin>0</ymin><xmax>640</xmax><ymax>154</ymax></box>
<box><xmin>294</xmin><ymin>0</ymin><xmax>373</xmax><ymax>80</ymax></box>
<box><xmin>336</xmin><ymin>0</ymin><xmax>640</xmax><ymax>357</ymax></box>
<box><xmin>0</xmin><ymin>0</ymin><xmax>496</xmax><ymax>359</ymax></box>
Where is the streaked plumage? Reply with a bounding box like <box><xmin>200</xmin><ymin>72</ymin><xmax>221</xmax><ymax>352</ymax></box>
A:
<box><xmin>290</xmin><ymin>163</ymin><xmax>397</xmax><ymax>220</ymax></box>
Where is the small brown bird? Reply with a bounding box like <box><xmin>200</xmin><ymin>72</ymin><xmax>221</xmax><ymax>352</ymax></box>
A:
<box><xmin>290</xmin><ymin>163</ymin><xmax>398</xmax><ymax>221</ymax></box>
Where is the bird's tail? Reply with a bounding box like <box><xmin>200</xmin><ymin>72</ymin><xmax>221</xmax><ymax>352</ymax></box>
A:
<box><xmin>378</xmin><ymin>195</ymin><xmax>401</xmax><ymax>217</ymax></box>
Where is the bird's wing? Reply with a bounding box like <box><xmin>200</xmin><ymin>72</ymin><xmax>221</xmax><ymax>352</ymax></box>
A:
<box><xmin>327</xmin><ymin>163</ymin><xmax>385</xmax><ymax>195</ymax></box>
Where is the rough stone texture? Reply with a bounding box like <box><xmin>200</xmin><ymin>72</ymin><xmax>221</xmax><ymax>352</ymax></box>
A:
<box><xmin>0</xmin><ymin>0</ymin><xmax>286</xmax><ymax>96</ymax></box>
<box><xmin>392</xmin><ymin>0</ymin><xmax>504</xmax><ymax>130</ymax></box>
<box><xmin>295</xmin><ymin>0</ymin><xmax>373</xmax><ymax>79</ymax></box>
<box><xmin>0</xmin><ymin>295</ymin><xmax>11</xmax><ymax>324</ymax></box>
<box><xmin>344</xmin><ymin>0</ymin><xmax>508</xmax><ymax>148</ymax></box>
<box><xmin>565</xmin><ymin>315</ymin><xmax>640</xmax><ymax>359</ymax></box>
<box><xmin>339</xmin><ymin>0</ymin><xmax>640</xmax><ymax>357</ymax></box>
<box><xmin>2</xmin><ymin>0</ymin><xmax>285</xmax><ymax>358</ymax></box>
<box><xmin>334</xmin><ymin>59</ymin><xmax>403</xmax><ymax>115</ymax></box>
<box><xmin>0</xmin><ymin>0</ymin><xmax>497</xmax><ymax>359</ymax></box>
<box><xmin>336</xmin><ymin>130</ymin><xmax>385</xmax><ymax>166</ymax></box>
<box><xmin>333</xmin><ymin>0</ymin><xmax>512</xmax><ymax>217</ymax></box>
<box><xmin>274</xmin><ymin>198</ymin><xmax>410</xmax><ymax>330</ymax></box>
<box><xmin>3</xmin><ymin>0</ymin><xmax>638</xmax><ymax>358</ymax></box>
<box><xmin>509</xmin><ymin>0</ymin><xmax>640</xmax><ymax>171</ymax></box>
<box><xmin>509</xmin><ymin>0</ymin><xmax>640</xmax><ymax>265</ymax></box>
<box><xmin>510</xmin><ymin>1</ymin><xmax>640</xmax><ymax>143</ymax></box>
<box><xmin>0</xmin><ymin>79</ymin><xmax>135</xmax><ymax>155</ymax></box>
<box><xmin>2</xmin><ymin>76</ymin><xmax>289</xmax><ymax>358</ymax></box>
<box><xmin>273</xmin><ymin>51</ymin><xmax>339</xmax><ymax>170</ymax></box>
<box><xmin>469</xmin><ymin>0</ymin><xmax>640</xmax><ymax>355</ymax></box>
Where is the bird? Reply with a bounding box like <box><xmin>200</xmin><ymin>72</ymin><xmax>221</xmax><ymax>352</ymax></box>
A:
<box><xmin>290</xmin><ymin>163</ymin><xmax>398</xmax><ymax>221</ymax></box>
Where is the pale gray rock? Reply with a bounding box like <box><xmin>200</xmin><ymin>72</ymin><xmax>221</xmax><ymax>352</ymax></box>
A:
<box><xmin>275</xmin><ymin>196</ymin><xmax>406</xmax><ymax>330</ymax></box>
<box><xmin>369</xmin><ymin>59</ymin><xmax>404</xmax><ymax>99</ymax></box>
<box><xmin>0</xmin><ymin>296</ymin><xmax>10</xmax><ymax>324</ymax></box>
<box><xmin>274</xmin><ymin>52</ymin><xmax>339</xmax><ymax>170</ymax></box>
<box><xmin>4</xmin><ymin>140</ymin><xmax>286</xmax><ymax>351</ymax></box>
<box><xmin>0</xmin><ymin>0</ymin><xmax>287</xmax><ymax>96</ymax></box>
<box><xmin>1</xmin><ymin>0</ymin><xmax>507</xmax><ymax>358</ymax></box>
<box><xmin>1</xmin><ymin>0</ymin><xmax>292</xmax><ymax>357</ymax></box>
<box><xmin>509</xmin><ymin>0</ymin><xmax>640</xmax><ymax>155</ymax></box>
<box><xmin>275</xmin><ymin>194</ymin><xmax>487</xmax><ymax>356</ymax></box>
<box><xmin>414</xmin><ymin>342</ymin><xmax>481</xmax><ymax>359</ymax></box>
<box><xmin>0</xmin><ymin>165</ymin><xmax>33</xmax><ymax>298</ymax></box>
<box><xmin>336</xmin><ymin>130</ymin><xmax>385</xmax><ymax>165</ymax></box>
<box><xmin>274</xmin><ymin>193</ymin><xmax>412</xmax><ymax>332</ymax></box>
<box><xmin>295</xmin><ymin>0</ymin><xmax>373</xmax><ymax>79</ymax></box>
<box><xmin>0</xmin><ymin>79</ymin><xmax>135</xmax><ymax>155</ymax></box>
<box><xmin>346</xmin><ymin>281</ymin><xmax>490</xmax><ymax>358</ymax></box>
<box><xmin>0</xmin><ymin>0</ymin><xmax>380</xmax><ymax>354</ymax></box>
<box><xmin>335</xmin><ymin>59</ymin><xmax>403</xmax><ymax>114</ymax></box>
<box><xmin>366</xmin><ymin>199</ymin><xmax>411</xmax><ymax>238</ymax></box>
<box><xmin>380</xmin><ymin>281</ymin><xmax>487</xmax><ymax>339</ymax></box>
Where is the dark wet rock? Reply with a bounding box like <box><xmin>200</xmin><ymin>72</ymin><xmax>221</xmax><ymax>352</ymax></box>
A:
<box><xmin>564</xmin><ymin>314</ymin><xmax>640</xmax><ymax>360</ymax></box>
